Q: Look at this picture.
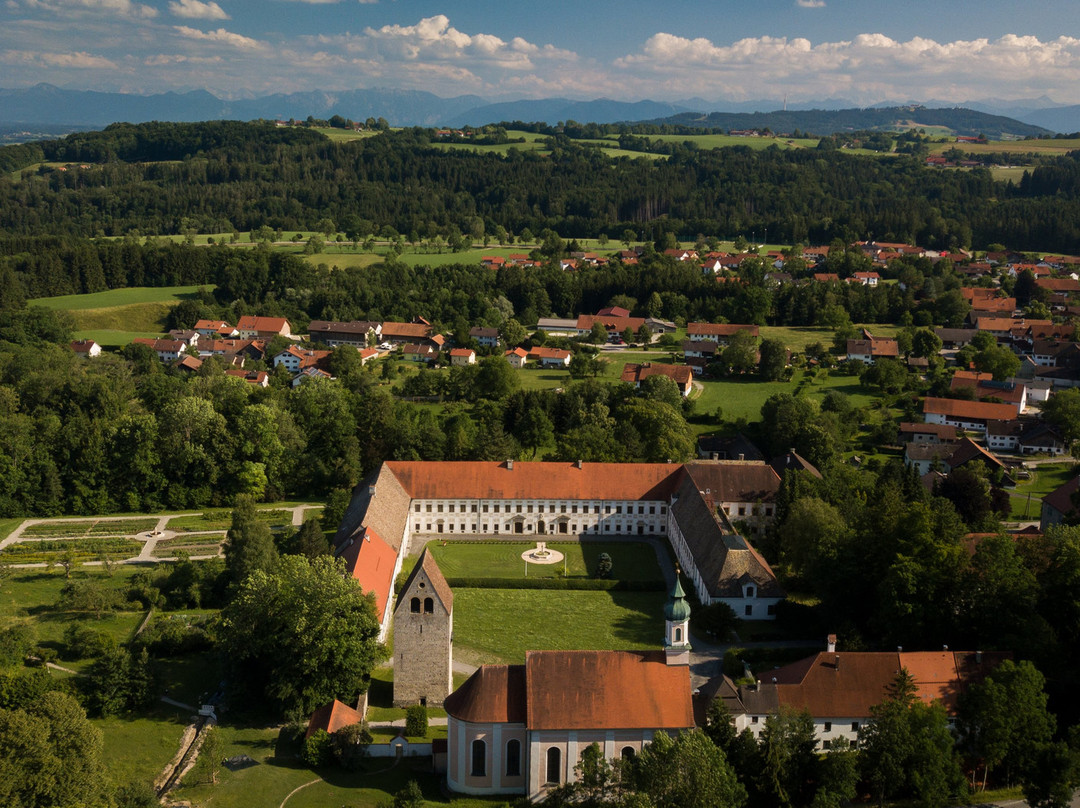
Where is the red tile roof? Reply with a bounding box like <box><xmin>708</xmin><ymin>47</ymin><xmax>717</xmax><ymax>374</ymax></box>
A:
<box><xmin>620</xmin><ymin>362</ymin><xmax>693</xmax><ymax>387</ymax></box>
<box><xmin>444</xmin><ymin>665</ymin><xmax>527</xmax><ymax>724</ymax></box>
<box><xmin>236</xmin><ymin>315</ymin><xmax>290</xmax><ymax>334</ymax></box>
<box><xmin>923</xmin><ymin>397</ymin><xmax>1019</xmax><ymax>421</ymax></box>
<box><xmin>382</xmin><ymin>322</ymin><xmax>432</xmax><ymax>339</ymax></box>
<box><xmin>337</xmin><ymin>526</ymin><xmax>398</xmax><ymax>621</ymax></box>
<box><xmin>384</xmin><ymin>461</ymin><xmax>682</xmax><ymax>502</ymax></box>
<box><xmin>305</xmin><ymin>699</ymin><xmax>364</xmax><ymax>739</ymax></box>
<box><xmin>526</xmin><ymin>650</ymin><xmax>694</xmax><ymax>730</ymax></box>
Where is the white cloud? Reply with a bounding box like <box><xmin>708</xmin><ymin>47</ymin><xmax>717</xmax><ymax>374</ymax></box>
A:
<box><xmin>168</xmin><ymin>0</ymin><xmax>228</xmax><ymax>20</ymax></box>
<box><xmin>0</xmin><ymin>48</ymin><xmax>118</xmax><ymax>68</ymax></box>
<box><xmin>796</xmin><ymin>0</ymin><xmax>826</xmax><ymax>7</ymax></box>
<box><xmin>174</xmin><ymin>25</ymin><xmax>262</xmax><ymax>49</ymax></box>
<box><xmin>614</xmin><ymin>32</ymin><xmax>1080</xmax><ymax>103</ymax></box>
<box><xmin>21</xmin><ymin>0</ymin><xmax>157</xmax><ymax>18</ymax></box>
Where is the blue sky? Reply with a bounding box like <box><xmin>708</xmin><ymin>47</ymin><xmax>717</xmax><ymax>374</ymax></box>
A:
<box><xmin>3</xmin><ymin>0</ymin><xmax>1080</xmax><ymax>104</ymax></box>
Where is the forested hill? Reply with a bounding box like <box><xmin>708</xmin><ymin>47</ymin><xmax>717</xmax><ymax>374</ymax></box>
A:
<box><xmin>4</xmin><ymin>121</ymin><xmax>1080</xmax><ymax>252</ymax></box>
<box><xmin>652</xmin><ymin>106</ymin><xmax>1050</xmax><ymax>139</ymax></box>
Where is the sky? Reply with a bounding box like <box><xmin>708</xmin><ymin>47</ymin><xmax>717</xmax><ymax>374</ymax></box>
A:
<box><xmin>4</xmin><ymin>0</ymin><xmax>1080</xmax><ymax>105</ymax></box>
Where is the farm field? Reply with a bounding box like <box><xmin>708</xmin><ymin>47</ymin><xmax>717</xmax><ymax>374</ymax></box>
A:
<box><xmin>927</xmin><ymin>137</ymin><xmax>1080</xmax><ymax>156</ymax></box>
<box><xmin>29</xmin><ymin>285</ymin><xmax>214</xmax><ymax>311</ymax></box>
<box><xmin>644</xmin><ymin>133</ymin><xmax>820</xmax><ymax>150</ymax></box>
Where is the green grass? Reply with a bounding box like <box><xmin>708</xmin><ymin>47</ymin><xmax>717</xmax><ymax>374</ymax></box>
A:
<box><xmin>152</xmin><ymin>537</ymin><xmax>223</xmax><ymax>557</ymax></box>
<box><xmin>166</xmin><ymin>509</ymin><xmax>294</xmax><ymax>532</ymax></box>
<box><xmin>29</xmin><ymin>285</ymin><xmax>214</xmax><ymax>311</ymax></box>
<box><xmin>0</xmin><ymin>518</ymin><xmax>24</xmax><ymax>542</ymax></box>
<box><xmin>1007</xmin><ymin>462</ymin><xmax>1076</xmax><ymax>520</ymax></box>
<box><xmin>312</xmin><ymin>127</ymin><xmax>383</xmax><ymax>143</ymax></box>
<box><xmin>452</xmin><ymin>589</ymin><xmax>666</xmax><ymax>665</ymax></box>
<box><xmin>94</xmin><ymin>703</ymin><xmax>193</xmax><ymax>789</ymax></box>
<box><xmin>21</xmin><ymin>518</ymin><xmax>158</xmax><ymax>538</ymax></box>
<box><xmin>302</xmin><ymin>251</ymin><xmax>383</xmax><ymax>270</ymax></box>
<box><xmin>0</xmin><ymin>537</ymin><xmax>143</xmax><ymax>563</ymax></box>
<box><xmin>643</xmin><ymin>133</ymin><xmax>819</xmax><ymax>151</ymax></box>
<box><xmin>426</xmin><ymin>540</ymin><xmax>662</xmax><ymax>582</ymax></box>
<box><xmin>72</xmin><ymin>328</ymin><xmax>166</xmax><ymax>347</ymax></box>
<box><xmin>364</xmin><ymin>666</ymin><xmax>462</xmax><ymax>723</ymax></box>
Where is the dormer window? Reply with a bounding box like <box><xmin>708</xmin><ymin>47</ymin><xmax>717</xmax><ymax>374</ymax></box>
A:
<box><xmin>746</xmin><ymin>586</ymin><xmax>755</xmax><ymax>598</ymax></box>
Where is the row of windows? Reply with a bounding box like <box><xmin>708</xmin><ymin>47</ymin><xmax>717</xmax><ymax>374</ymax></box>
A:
<box><xmin>749</xmin><ymin>717</ymin><xmax>859</xmax><ymax>733</ymax></box>
<box><xmin>469</xmin><ymin>739</ymin><xmax>636</xmax><ymax>783</ymax></box>
<box><xmin>415</xmin><ymin>522</ymin><xmax>666</xmax><ymax>535</ymax></box>
<box><xmin>722</xmin><ymin>504</ymin><xmax>775</xmax><ymax>517</ymax></box>
<box><xmin>416</xmin><ymin>502</ymin><xmax>666</xmax><ymax>516</ymax></box>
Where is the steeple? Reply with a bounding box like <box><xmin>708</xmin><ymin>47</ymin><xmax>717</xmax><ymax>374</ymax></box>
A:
<box><xmin>664</xmin><ymin>568</ymin><xmax>691</xmax><ymax>666</ymax></box>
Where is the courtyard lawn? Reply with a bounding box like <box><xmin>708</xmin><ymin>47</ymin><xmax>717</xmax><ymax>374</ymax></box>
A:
<box><xmin>452</xmin><ymin>589</ymin><xmax>666</xmax><ymax>665</ymax></box>
<box><xmin>425</xmin><ymin>540</ymin><xmax>663</xmax><ymax>582</ymax></box>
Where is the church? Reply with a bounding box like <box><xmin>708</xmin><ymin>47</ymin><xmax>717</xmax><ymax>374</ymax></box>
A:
<box><xmin>442</xmin><ymin>575</ymin><xmax>697</xmax><ymax>799</ymax></box>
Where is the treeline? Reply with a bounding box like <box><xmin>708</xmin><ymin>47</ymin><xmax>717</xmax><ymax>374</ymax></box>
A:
<box><xmin>1</xmin><ymin>120</ymin><xmax>1080</xmax><ymax>250</ymax></box>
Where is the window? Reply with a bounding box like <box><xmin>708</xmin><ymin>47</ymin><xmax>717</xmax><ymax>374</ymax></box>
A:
<box><xmin>516</xmin><ymin>505</ymin><xmax>522</xmax><ymax>514</ymax></box>
<box><xmin>414</xmin><ymin>503</ymin><xmax>421</xmax><ymax>512</ymax></box>
<box><xmin>594</xmin><ymin>505</ymin><xmax>600</xmax><ymax>514</ymax></box>
<box><xmin>528</xmin><ymin>505</ymin><xmax>533</xmax><ymax>514</ymax></box>
<box><xmin>546</xmin><ymin>747</ymin><xmax>561</xmax><ymax>785</ymax></box>
<box><xmin>472</xmin><ymin>523</ymin><xmax>477</xmax><ymax>532</ymax></box>
<box><xmin>426</xmin><ymin>504</ymin><xmax>432</xmax><ymax>513</ymax></box>
<box><xmin>572</xmin><ymin>505</ymin><xmax>578</xmax><ymax>514</ymax></box>
<box><xmin>449</xmin><ymin>504</ymin><xmax>455</xmax><ymax>513</ymax></box>
<box><xmin>649</xmin><ymin>506</ymin><xmax>655</xmax><ymax>515</ymax></box>
<box><xmin>425</xmin><ymin>524</ymin><xmax>431</xmax><ymax>532</ymax></box>
<box><xmin>746</xmin><ymin>586</ymin><xmax>755</xmax><ymax>598</ymax></box>
<box><xmin>621</xmin><ymin>746</ymin><xmax>635</xmax><ymax>761</ymax></box>
<box><xmin>424</xmin><ymin>598</ymin><xmax>433</xmax><ymax>613</ymax></box>
<box><xmin>738</xmin><ymin>506</ymin><xmax>746</xmax><ymax>516</ymax></box>
<box><xmin>767</xmin><ymin>604</ymin><xmax>777</xmax><ymax>616</ymax></box>
<box><xmin>438</xmin><ymin>504</ymin><xmax>443</xmax><ymax>513</ymax></box>
<box><xmin>660</xmin><ymin>506</ymin><xmax>666</xmax><ymax>514</ymax></box>
<box><xmin>824</xmin><ymin>722</ymin><xmax>832</xmax><ymax>732</ymax></box>
<box><xmin>745</xmin><ymin>605</ymin><xmax>753</xmax><ymax>616</ymax></box>
<box><xmin>674</xmin><ymin>627</ymin><xmax>682</xmax><ymax>643</ymax></box>
<box><xmin>410</xmin><ymin>597</ymin><xmax>420</xmax><ymax>613</ymax></box>
<box><xmin>414</xmin><ymin>523</ymin><xmax>420</xmax><ymax>532</ymax></box>
<box><xmin>851</xmin><ymin>722</ymin><xmax>859</xmax><ymax>732</ymax></box>
<box><xmin>483</xmin><ymin>504</ymin><xmax>489</xmax><ymax>513</ymax></box>
<box><xmin>616</xmin><ymin>505</ymin><xmax>622</xmax><ymax>514</ymax></box>
<box><xmin>751</xmin><ymin>716</ymin><xmax>759</xmax><ymax>724</ymax></box>
<box><xmin>471</xmin><ymin>739</ymin><xmax>486</xmax><ymax>777</ymax></box>
<box><xmin>561</xmin><ymin>504</ymin><xmax>567</xmax><ymax>513</ymax></box>
<box><xmin>506</xmin><ymin>739</ymin><xmax>521</xmax><ymax>777</ymax></box>
<box><xmin>471</xmin><ymin>504</ymin><xmax>477</xmax><ymax>513</ymax></box>
<box><xmin>483</xmin><ymin>524</ymin><xmax>488</xmax><ymax>532</ymax></box>
<box><xmin>765</xmin><ymin>507</ymin><xmax>773</xmax><ymax>516</ymax></box>
<box><xmin>822</xmin><ymin>740</ymin><xmax>831</xmax><ymax>750</ymax></box>
<box><xmin>638</xmin><ymin>505</ymin><xmax>644</xmax><ymax>514</ymax></box>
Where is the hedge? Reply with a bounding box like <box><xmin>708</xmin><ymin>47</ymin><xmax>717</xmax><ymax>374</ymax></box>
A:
<box><xmin>443</xmin><ymin>577</ymin><xmax>663</xmax><ymax>591</ymax></box>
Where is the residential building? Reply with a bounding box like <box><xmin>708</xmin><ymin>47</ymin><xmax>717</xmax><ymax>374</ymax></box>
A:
<box><xmin>450</xmin><ymin>348</ymin><xmax>477</xmax><ymax>366</ymax></box>
<box><xmin>846</xmin><ymin>338</ymin><xmax>899</xmax><ymax>364</ymax></box>
<box><xmin>527</xmin><ymin>347</ymin><xmax>571</xmax><ymax>368</ymax></box>
<box><xmin>505</xmin><ymin>347</ymin><xmax>528</xmax><ymax>368</ymax></box>
<box><xmin>236</xmin><ymin>315</ymin><xmax>291</xmax><ymax>340</ymax></box>
<box><xmin>70</xmin><ymin>339</ymin><xmax>101</xmax><ymax>358</ymax></box>
<box><xmin>922</xmin><ymin>398</ymin><xmax>1019</xmax><ymax>432</ymax></box>
<box><xmin>132</xmin><ymin>338</ymin><xmax>187</xmax><ymax>362</ymax></box>
<box><xmin>307</xmin><ymin>320</ymin><xmax>381</xmax><ymax>348</ymax></box>
<box><xmin>620</xmin><ymin>362</ymin><xmax>693</xmax><ymax>396</ymax></box>
<box><xmin>403</xmin><ymin>343</ymin><xmax>438</xmax><ymax>362</ymax></box>
<box><xmin>382</xmin><ymin>321</ymin><xmax>433</xmax><ymax>345</ymax></box>
<box><xmin>1042</xmin><ymin>476</ymin><xmax>1080</xmax><ymax>530</ymax></box>
<box><xmin>898</xmin><ymin>422</ymin><xmax>958</xmax><ymax>444</ymax></box>
<box><xmin>469</xmin><ymin>327</ymin><xmax>499</xmax><ymax>348</ymax></box>
<box><xmin>273</xmin><ymin>346</ymin><xmax>331</xmax><ymax>373</ymax></box>
<box><xmin>194</xmin><ymin>319</ymin><xmax>237</xmax><ymax>338</ymax></box>
<box><xmin>686</xmin><ymin>323</ymin><xmax>760</xmax><ymax>344</ymax></box>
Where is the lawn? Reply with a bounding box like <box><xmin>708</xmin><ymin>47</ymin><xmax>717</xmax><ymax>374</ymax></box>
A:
<box><xmin>94</xmin><ymin>703</ymin><xmax>193</xmax><ymax>790</ymax></box>
<box><xmin>1007</xmin><ymin>462</ymin><xmax>1077</xmax><ymax>521</ymax></box>
<box><xmin>425</xmin><ymin>540</ymin><xmax>663</xmax><ymax>582</ymax></box>
<box><xmin>20</xmin><ymin>518</ymin><xmax>158</xmax><ymax>537</ymax></box>
<box><xmin>364</xmin><ymin>665</ymin><xmax>463</xmax><ymax>723</ymax></box>
<box><xmin>0</xmin><ymin>517</ymin><xmax>25</xmax><ymax>542</ymax></box>
<box><xmin>927</xmin><ymin>137</ymin><xmax>1080</xmax><ymax>156</ymax></box>
<box><xmin>452</xmin><ymin>589</ymin><xmax>666</xmax><ymax>665</ymax></box>
<box><xmin>166</xmin><ymin>509</ymin><xmax>294</xmax><ymax>532</ymax></box>
<box><xmin>29</xmin><ymin>285</ymin><xmax>214</xmax><ymax>311</ymax></box>
<box><xmin>643</xmin><ymin>133</ymin><xmax>819</xmax><ymax>151</ymax></box>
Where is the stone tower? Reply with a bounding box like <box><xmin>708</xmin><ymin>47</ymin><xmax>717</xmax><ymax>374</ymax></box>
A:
<box><xmin>664</xmin><ymin>571</ymin><xmax>691</xmax><ymax>666</ymax></box>
<box><xmin>393</xmin><ymin>547</ymin><xmax>453</xmax><ymax>707</ymax></box>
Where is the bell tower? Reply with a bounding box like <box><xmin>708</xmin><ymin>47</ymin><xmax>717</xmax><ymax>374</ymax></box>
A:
<box><xmin>664</xmin><ymin>569</ymin><xmax>691</xmax><ymax>666</ymax></box>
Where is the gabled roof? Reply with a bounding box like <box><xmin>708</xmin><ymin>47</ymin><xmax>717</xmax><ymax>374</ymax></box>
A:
<box><xmin>308</xmin><ymin>320</ymin><xmax>380</xmax><ymax>336</ymax></box>
<box><xmin>923</xmin><ymin>397</ymin><xmax>1019</xmax><ymax>421</ymax></box>
<box><xmin>382</xmin><ymin>322</ymin><xmax>432</xmax><ymax>339</ymax></box>
<box><xmin>236</xmin><ymin>315</ymin><xmax>290</xmax><ymax>333</ymax></box>
<box><xmin>683</xmin><ymin>461</ymin><xmax>781</xmax><ymax>504</ymax></box>
<box><xmin>898</xmin><ymin>422</ymin><xmax>958</xmax><ymax>441</ymax></box>
<box><xmin>305</xmin><ymin>699</ymin><xmax>364</xmax><ymax>739</ymax></box>
<box><xmin>381</xmin><ymin>461</ymin><xmax>682</xmax><ymax>502</ymax></box>
<box><xmin>394</xmin><ymin>548</ymin><xmax>453</xmax><ymax>614</ymax></box>
<box><xmin>1043</xmin><ymin>476</ymin><xmax>1080</xmax><ymax>518</ymax></box>
<box><xmin>444</xmin><ymin>665</ymin><xmax>527</xmax><ymax>724</ymax></box>
<box><xmin>770</xmin><ymin>451</ymin><xmax>822</xmax><ymax>479</ymax></box>
<box><xmin>525</xmin><ymin>650</ymin><xmax>694</xmax><ymax>730</ymax></box>
<box><xmin>621</xmin><ymin>362</ymin><xmax>692</xmax><ymax>387</ymax></box>
<box><xmin>947</xmin><ymin>438</ymin><xmax>1005</xmax><ymax>472</ymax></box>
<box><xmin>336</xmin><ymin>525</ymin><xmax>398</xmax><ymax>621</ymax></box>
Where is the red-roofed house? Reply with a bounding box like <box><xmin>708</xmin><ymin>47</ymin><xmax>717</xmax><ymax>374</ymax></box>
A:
<box><xmin>621</xmin><ymin>362</ymin><xmax>693</xmax><ymax>396</ymax></box>
<box><xmin>450</xmin><ymin>348</ymin><xmax>477</xmax><ymax>366</ymax></box>
<box><xmin>236</xmin><ymin>316</ymin><xmax>291</xmax><ymax>340</ymax></box>
<box><xmin>686</xmin><ymin>323</ymin><xmax>760</xmax><ymax>343</ymax></box>
<box><xmin>304</xmin><ymin>699</ymin><xmax>365</xmax><ymax>739</ymax></box>
<box><xmin>132</xmin><ymin>338</ymin><xmax>187</xmax><ymax>362</ymax></box>
<box><xmin>923</xmin><ymin>397</ymin><xmax>1019</xmax><ymax>432</ymax></box>
<box><xmin>505</xmin><ymin>347</ymin><xmax>528</xmax><ymax>368</ymax></box>
<box><xmin>70</xmin><ymin>339</ymin><xmax>101</xmax><ymax>358</ymax></box>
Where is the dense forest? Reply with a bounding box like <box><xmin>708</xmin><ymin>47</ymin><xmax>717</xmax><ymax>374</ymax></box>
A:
<box><xmin>2</xmin><ymin>121</ymin><xmax>1080</xmax><ymax>251</ymax></box>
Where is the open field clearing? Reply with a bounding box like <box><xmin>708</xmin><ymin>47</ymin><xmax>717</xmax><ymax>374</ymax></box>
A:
<box><xmin>1007</xmin><ymin>462</ymin><xmax>1077</xmax><ymax>521</ymax></box>
<box><xmin>311</xmin><ymin>127</ymin><xmax>384</xmax><ymax>142</ymax></box>
<box><xmin>30</xmin><ymin>285</ymin><xmax>212</xmax><ymax>310</ymax></box>
<box><xmin>644</xmin><ymin>133</ymin><xmax>819</xmax><ymax>150</ymax></box>
<box><xmin>928</xmin><ymin>137</ymin><xmax>1080</xmax><ymax>156</ymax></box>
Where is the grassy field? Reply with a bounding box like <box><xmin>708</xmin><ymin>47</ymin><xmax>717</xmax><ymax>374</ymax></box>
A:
<box><xmin>94</xmin><ymin>704</ymin><xmax>193</xmax><ymax>790</ymax></box>
<box><xmin>311</xmin><ymin>127</ymin><xmax>384</xmax><ymax>143</ymax></box>
<box><xmin>452</xmin><ymin>589</ymin><xmax>666</xmax><ymax>665</ymax></box>
<box><xmin>643</xmin><ymin>133</ymin><xmax>819</xmax><ymax>151</ymax></box>
<box><xmin>989</xmin><ymin>166</ymin><xmax>1030</xmax><ymax>183</ymax></box>
<box><xmin>928</xmin><ymin>137</ymin><xmax>1080</xmax><ymax>156</ymax></box>
<box><xmin>1007</xmin><ymin>462</ymin><xmax>1077</xmax><ymax>521</ymax></box>
<box><xmin>425</xmin><ymin>540</ymin><xmax>663</xmax><ymax>582</ymax></box>
<box><xmin>20</xmin><ymin>518</ymin><xmax>158</xmax><ymax>538</ymax></box>
<box><xmin>29</xmin><ymin>285</ymin><xmax>213</xmax><ymax>311</ymax></box>
<box><xmin>0</xmin><ymin>537</ymin><xmax>143</xmax><ymax>564</ymax></box>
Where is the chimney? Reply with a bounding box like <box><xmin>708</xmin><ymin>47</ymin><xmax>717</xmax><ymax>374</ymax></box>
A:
<box><xmin>506</xmin><ymin>459</ymin><xmax>514</xmax><ymax>470</ymax></box>
<box><xmin>976</xmin><ymin>650</ymin><xmax>982</xmax><ymax>663</ymax></box>
<box><xmin>897</xmin><ymin>646</ymin><xmax>903</xmax><ymax>653</ymax></box>
<box><xmin>738</xmin><ymin>453</ymin><xmax>745</xmax><ymax>461</ymax></box>
<box><xmin>942</xmin><ymin>644</ymin><xmax>949</xmax><ymax>651</ymax></box>
<box><xmin>834</xmin><ymin>654</ymin><xmax>840</xmax><ymax>670</ymax></box>
<box><xmin>368</xmin><ymin>484</ymin><xmax>377</xmax><ymax>496</ymax></box>
<box><xmin>826</xmin><ymin>634</ymin><xmax>836</xmax><ymax>653</ymax></box>
<box><xmin>711</xmin><ymin>452</ymin><xmax>720</xmax><ymax>460</ymax></box>
<box><xmin>575</xmin><ymin>459</ymin><xmax>583</xmax><ymax>469</ymax></box>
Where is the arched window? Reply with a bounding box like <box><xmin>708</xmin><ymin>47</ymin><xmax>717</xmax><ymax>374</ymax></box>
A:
<box><xmin>674</xmin><ymin>627</ymin><xmax>682</xmax><ymax>643</ymax></box>
<box><xmin>746</xmin><ymin>585</ymin><xmax>755</xmax><ymax>598</ymax></box>
<box><xmin>505</xmin><ymin>739</ymin><xmax>521</xmax><ymax>777</ymax></box>
<box><xmin>621</xmin><ymin>746</ymin><xmax>635</xmax><ymax>761</ymax></box>
<box><xmin>424</xmin><ymin>597</ymin><xmax>434</xmax><ymax>614</ymax></box>
<box><xmin>546</xmin><ymin>746</ymin><xmax>561</xmax><ymax>784</ymax></box>
<box><xmin>410</xmin><ymin>597</ymin><xmax>420</xmax><ymax>613</ymax></box>
<box><xmin>471</xmin><ymin>739</ymin><xmax>486</xmax><ymax>777</ymax></box>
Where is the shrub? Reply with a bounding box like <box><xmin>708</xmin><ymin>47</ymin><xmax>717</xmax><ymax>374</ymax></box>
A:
<box><xmin>331</xmin><ymin>722</ymin><xmax>372</xmax><ymax>770</ymax></box>
<box><xmin>63</xmin><ymin>625</ymin><xmax>117</xmax><ymax>660</ymax></box>
<box><xmin>302</xmin><ymin>729</ymin><xmax>334</xmax><ymax>768</ymax></box>
<box><xmin>594</xmin><ymin>552</ymin><xmax>613</xmax><ymax>579</ymax></box>
<box><xmin>405</xmin><ymin>705</ymin><xmax>428</xmax><ymax>738</ymax></box>
<box><xmin>393</xmin><ymin>780</ymin><xmax>424</xmax><ymax>808</ymax></box>
<box><xmin>693</xmin><ymin>602</ymin><xmax>738</xmax><ymax>641</ymax></box>
<box><xmin>0</xmin><ymin>624</ymin><xmax>35</xmax><ymax>666</ymax></box>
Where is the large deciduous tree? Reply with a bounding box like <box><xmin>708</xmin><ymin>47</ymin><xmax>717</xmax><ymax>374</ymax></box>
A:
<box><xmin>220</xmin><ymin>555</ymin><xmax>382</xmax><ymax>717</ymax></box>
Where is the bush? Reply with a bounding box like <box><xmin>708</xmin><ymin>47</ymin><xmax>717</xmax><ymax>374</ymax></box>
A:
<box><xmin>723</xmin><ymin>647</ymin><xmax>747</xmax><ymax>678</ymax></box>
<box><xmin>405</xmin><ymin>705</ymin><xmax>428</xmax><ymax>738</ymax></box>
<box><xmin>393</xmin><ymin>780</ymin><xmax>424</xmax><ymax>808</ymax></box>
<box><xmin>302</xmin><ymin>729</ymin><xmax>335</xmax><ymax>768</ymax></box>
<box><xmin>131</xmin><ymin>615</ymin><xmax>216</xmax><ymax>656</ymax></box>
<box><xmin>593</xmin><ymin>552</ymin><xmax>613</xmax><ymax>579</ymax></box>
<box><xmin>0</xmin><ymin>625</ymin><xmax>35</xmax><ymax>666</ymax></box>
<box><xmin>63</xmin><ymin>625</ymin><xmax>117</xmax><ymax>660</ymax></box>
<box><xmin>693</xmin><ymin>602</ymin><xmax>738</xmax><ymax>641</ymax></box>
<box><xmin>331</xmin><ymin>722</ymin><xmax>372</xmax><ymax>770</ymax></box>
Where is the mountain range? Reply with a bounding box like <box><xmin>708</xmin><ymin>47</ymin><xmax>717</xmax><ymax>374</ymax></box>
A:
<box><xmin>0</xmin><ymin>83</ymin><xmax>1074</xmax><ymax>137</ymax></box>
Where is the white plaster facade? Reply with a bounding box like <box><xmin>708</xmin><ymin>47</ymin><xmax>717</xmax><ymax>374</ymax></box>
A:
<box><xmin>409</xmin><ymin>497</ymin><xmax>668</xmax><ymax>537</ymax></box>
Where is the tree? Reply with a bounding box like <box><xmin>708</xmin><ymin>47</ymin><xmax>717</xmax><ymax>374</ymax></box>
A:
<box><xmin>569</xmin><ymin>352</ymin><xmax>604</xmax><ymax>379</ymax></box>
<box><xmin>1022</xmin><ymin>741</ymin><xmax>1079</xmax><ymax>808</ymax></box>
<box><xmin>636</xmin><ymin>324</ymin><xmax>653</xmax><ymax>346</ymax></box>
<box><xmin>515</xmin><ymin>406</ymin><xmax>554</xmax><ymax>458</ymax></box>
<box><xmin>1041</xmin><ymin>387</ymin><xmax>1080</xmax><ymax>446</ymax></box>
<box><xmin>634</xmin><ymin>729</ymin><xmax>746</xmax><ymax>808</ymax></box>
<box><xmin>972</xmin><ymin>342</ymin><xmax>1020</xmax><ymax>381</ymax></box>
<box><xmin>393</xmin><ymin>780</ymin><xmax>424</xmax><ymax>808</ymax></box>
<box><xmin>499</xmin><ymin>318</ymin><xmax>528</xmax><ymax>349</ymax></box>
<box><xmin>958</xmin><ymin>659</ymin><xmax>1056</xmax><ymax>789</ymax></box>
<box><xmin>757</xmin><ymin>708</ymin><xmax>819</xmax><ymax>808</ymax></box>
<box><xmin>777</xmin><ymin>497</ymin><xmax>847</xmax><ymax>588</ymax></box>
<box><xmin>331</xmin><ymin>721</ymin><xmax>372</xmax><ymax>770</ymax></box>
<box><xmin>594</xmin><ymin>552</ymin><xmax>613</xmax><ymax>579</ymax></box>
<box><xmin>590</xmin><ymin>321</ymin><xmax>609</xmax><ymax>344</ymax></box>
<box><xmin>220</xmin><ymin>555</ymin><xmax>382</xmax><ymax>716</ymax></box>
<box><xmin>861</xmin><ymin>669</ymin><xmax>918</xmax><ymax>807</ymax></box>
<box><xmin>758</xmin><ymin>338</ymin><xmax>787</xmax><ymax>381</ymax></box>
<box><xmin>0</xmin><ymin>691</ymin><xmax>107</xmax><ymax>808</ymax></box>
<box><xmin>285</xmin><ymin>517</ymin><xmax>330</xmax><ymax>559</ymax></box>
<box><xmin>912</xmin><ymin>329</ymin><xmax>943</xmax><ymax>359</ymax></box>
<box><xmin>474</xmin><ymin>355</ymin><xmax>520</xmax><ymax>400</ymax></box>
<box><xmin>224</xmin><ymin>495</ymin><xmax>278</xmax><ymax>586</ymax></box>
<box><xmin>721</xmin><ymin>330</ymin><xmax>758</xmax><ymax>375</ymax></box>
